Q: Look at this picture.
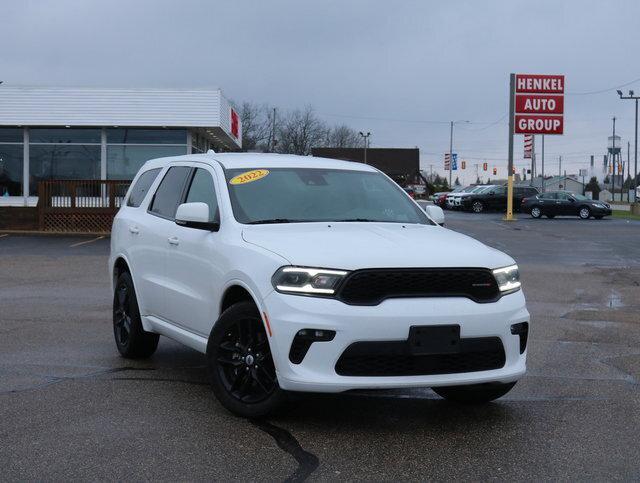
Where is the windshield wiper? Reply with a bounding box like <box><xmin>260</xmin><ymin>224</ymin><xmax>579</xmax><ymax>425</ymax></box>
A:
<box><xmin>247</xmin><ymin>218</ymin><xmax>300</xmax><ymax>225</ymax></box>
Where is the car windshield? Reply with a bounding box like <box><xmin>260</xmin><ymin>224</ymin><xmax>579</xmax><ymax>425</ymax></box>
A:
<box><xmin>224</xmin><ymin>167</ymin><xmax>431</xmax><ymax>225</ymax></box>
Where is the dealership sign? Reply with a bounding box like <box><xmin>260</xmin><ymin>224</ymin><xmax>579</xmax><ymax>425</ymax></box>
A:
<box><xmin>514</xmin><ymin>74</ymin><xmax>564</xmax><ymax>135</ymax></box>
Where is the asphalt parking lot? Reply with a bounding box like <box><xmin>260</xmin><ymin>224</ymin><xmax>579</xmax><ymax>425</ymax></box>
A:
<box><xmin>1</xmin><ymin>213</ymin><xmax>639</xmax><ymax>481</ymax></box>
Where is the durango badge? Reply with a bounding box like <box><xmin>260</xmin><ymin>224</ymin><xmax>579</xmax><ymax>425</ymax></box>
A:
<box><xmin>229</xmin><ymin>169</ymin><xmax>270</xmax><ymax>185</ymax></box>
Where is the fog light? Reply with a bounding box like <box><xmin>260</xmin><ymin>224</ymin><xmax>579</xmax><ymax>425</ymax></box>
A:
<box><xmin>510</xmin><ymin>322</ymin><xmax>529</xmax><ymax>354</ymax></box>
<box><xmin>289</xmin><ymin>328</ymin><xmax>336</xmax><ymax>364</ymax></box>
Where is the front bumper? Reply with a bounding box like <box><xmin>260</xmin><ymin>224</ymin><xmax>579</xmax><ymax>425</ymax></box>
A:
<box><xmin>262</xmin><ymin>291</ymin><xmax>529</xmax><ymax>393</ymax></box>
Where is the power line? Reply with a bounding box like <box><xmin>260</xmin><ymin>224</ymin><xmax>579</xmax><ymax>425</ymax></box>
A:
<box><xmin>566</xmin><ymin>75</ymin><xmax>640</xmax><ymax>96</ymax></box>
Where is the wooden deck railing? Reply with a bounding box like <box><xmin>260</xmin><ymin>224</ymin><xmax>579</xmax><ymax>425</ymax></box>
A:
<box><xmin>38</xmin><ymin>179</ymin><xmax>131</xmax><ymax>233</ymax></box>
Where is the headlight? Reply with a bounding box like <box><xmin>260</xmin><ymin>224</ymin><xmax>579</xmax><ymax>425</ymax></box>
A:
<box><xmin>272</xmin><ymin>266</ymin><xmax>348</xmax><ymax>296</ymax></box>
<box><xmin>492</xmin><ymin>264</ymin><xmax>521</xmax><ymax>294</ymax></box>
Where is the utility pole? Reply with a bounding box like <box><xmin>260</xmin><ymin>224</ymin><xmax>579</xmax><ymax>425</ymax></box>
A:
<box><xmin>449</xmin><ymin>121</ymin><xmax>454</xmax><ymax>189</ymax></box>
<box><xmin>541</xmin><ymin>135</ymin><xmax>545</xmax><ymax>192</ymax></box>
<box><xmin>628</xmin><ymin>141</ymin><xmax>631</xmax><ymax>201</ymax></box>
<box><xmin>612</xmin><ymin>117</ymin><xmax>617</xmax><ymax>198</ymax></box>
<box><xmin>558</xmin><ymin>155</ymin><xmax>562</xmax><ymax>180</ymax></box>
<box><xmin>268</xmin><ymin>107</ymin><xmax>277</xmax><ymax>152</ymax></box>
<box><xmin>359</xmin><ymin>131</ymin><xmax>371</xmax><ymax>164</ymax></box>
<box><xmin>617</xmin><ymin>90</ymin><xmax>639</xmax><ymax>202</ymax></box>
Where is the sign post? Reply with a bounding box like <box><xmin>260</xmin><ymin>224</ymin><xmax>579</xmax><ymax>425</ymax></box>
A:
<box><xmin>506</xmin><ymin>73</ymin><xmax>565</xmax><ymax>220</ymax></box>
<box><xmin>506</xmin><ymin>73</ymin><xmax>516</xmax><ymax>221</ymax></box>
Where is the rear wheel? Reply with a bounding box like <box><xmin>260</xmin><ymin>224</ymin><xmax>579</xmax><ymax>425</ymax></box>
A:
<box><xmin>579</xmin><ymin>206</ymin><xmax>591</xmax><ymax>219</ymax></box>
<box><xmin>432</xmin><ymin>381</ymin><xmax>517</xmax><ymax>404</ymax></box>
<box><xmin>530</xmin><ymin>206</ymin><xmax>542</xmax><ymax>218</ymax></box>
<box><xmin>113</xmin><ymin>272</ymin><xmax>159</xmax><ymax>358</ymax></box>
<box><xmin>472</xmin><ymin>201</ymin><xmax>484</xmax><ymax>213</ymax></box>
<box><xmin>207</xmin><ymin>301</ymin><xmax>284</xmax><ymax>418</ymax></box>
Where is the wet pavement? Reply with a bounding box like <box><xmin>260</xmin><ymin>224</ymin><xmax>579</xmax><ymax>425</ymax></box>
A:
<box><xmin>1</xmin><ymin>214</ymin><xmax>639</xmax><ymax>481</ymax></box>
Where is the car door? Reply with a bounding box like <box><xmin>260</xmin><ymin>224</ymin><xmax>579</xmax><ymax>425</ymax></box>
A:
<box><xmin>145</xmin><ymin>165</ymin><xmax>193</xmax><ymax>319</ymax></box>
<box><xmin>163</xmin><ymin>165</ymin><xmax>224</xmax><ymax>337</ymax></box>
<box><xmin>555</xmin><ymin>192</ymin><xmax>575</xmax><ymax>215</ymax></box>
<box><xmin>490</xmin><ymin>186</ymin><xmax>507</xmax><ymax>210</ymax></box>
<box><xmin>537</xmin><ymin>192</ymin><xmax>557</xmax><ymax>215</ymax></box>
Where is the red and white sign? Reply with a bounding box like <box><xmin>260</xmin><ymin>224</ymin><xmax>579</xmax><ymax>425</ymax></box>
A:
<box><xmin>515</xmin><ymin>115</ymin><xmax>563</xmax><ymax>135</ymax></box>
<box><xmin>515</xmin><ymin>94</ymin><xmax>564</xmax><ymax>115</ymax></box>
<box><xmin>515</xmin><ymin>74</ymin><xmax>564</xmax><ymax>94</ymax></box>
<box><xmin>524</xmin><ymin>134</ymin><xmax>533</xmax><ymax>159</ymax></box>
<box><xmin>230</xmin><ymin>108</ymin><xmax>240</xmax><ymax>139</ymax></box>
<box><xmin>514</xmin><ymin>74</ymin><xmax>564</xmax><ymax>135</ymax></box>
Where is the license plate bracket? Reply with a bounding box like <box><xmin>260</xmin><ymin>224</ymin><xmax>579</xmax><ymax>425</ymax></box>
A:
<box><xmin>408</xmin><ymin>325</ymin><xmax>461</xmax><ymax>355</ymax></box>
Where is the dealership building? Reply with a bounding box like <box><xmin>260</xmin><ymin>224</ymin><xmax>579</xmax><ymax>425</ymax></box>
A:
<box><xmin>0</xmin><ymin>86</ymin><xmax>242</xmax><ymax>206</ymax></box>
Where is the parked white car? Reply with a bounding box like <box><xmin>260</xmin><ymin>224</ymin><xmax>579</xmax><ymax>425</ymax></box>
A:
<box><xmin>109</xmin><ymin>153</ymin><xmax>529</xmax><ymax>417</ymax></box>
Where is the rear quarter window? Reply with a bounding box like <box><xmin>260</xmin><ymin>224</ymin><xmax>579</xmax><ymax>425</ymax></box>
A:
<box><xmin>127</xmin><ymin>168</ymin><xmax>161</xmax><ymax>207</ymax></box>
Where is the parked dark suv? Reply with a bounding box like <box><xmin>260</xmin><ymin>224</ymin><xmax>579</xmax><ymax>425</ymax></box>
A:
<box><xmin>521</xmin><ymin>191</ymin><xmax>612</xmax><ymax>219</ymax></box>
<box><xmin>461</xmin><ymin>185</ymin><xmax>539</xmax><ymax>213</ymax></box>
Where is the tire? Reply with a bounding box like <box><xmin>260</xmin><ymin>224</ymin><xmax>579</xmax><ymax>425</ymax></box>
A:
<box><xmin>579</xmin><ymin>206</ymin><xmax>591</xmax><ymax>219</ymax></box>
<box><xmin>472</xmin><ymin>201</ymin><xmax>484</xmax><ymax>213</ymax></box>
<box><xmin>113</xmin><ymin>271</ymin><xmax>159</xmax><ymax>359</ymax></box>
<box><xmin>530</xmin><ymin>206</ymin><xmax>542</xmax><ymax>218</ymax></box>
<box><xmin>546</xmin><ymin>214</ymin><xmax>555</xmax><ymax>219</ymax></box>
<box><xmin>432</xmin><ymin>381</ymin><xmax>517</xmax><ymax>405</ymax></box>
<box><xmin>207</xmin><ymin>301</ymin><xmax>284</xmax><ymax>418</ymax></box>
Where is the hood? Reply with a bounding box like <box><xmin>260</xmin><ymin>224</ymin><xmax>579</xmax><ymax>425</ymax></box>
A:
<box><xmin>241</xmin><ymin>223</ymin><xmax>514</xmax><ymax>271</ymax></box>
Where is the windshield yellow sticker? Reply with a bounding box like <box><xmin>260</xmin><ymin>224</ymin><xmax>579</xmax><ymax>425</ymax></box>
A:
<box><xmin>229</xmin><ymin>169</ymin><xmax>270</xmax><ymax>185</ymax></box>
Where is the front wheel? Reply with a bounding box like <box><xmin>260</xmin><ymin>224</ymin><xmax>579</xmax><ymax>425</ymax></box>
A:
<box><xmin>472</xmin><ymin>201</ymin><xmax>484</xmax><ymax>213</ymax></box>
<box><xmin>207</xmin><ymin>301</ymin><xmax>284</xmax><ymax>418</ymax></box>
<box><xmin>530</xmin><ymin>206</ymin><xmax>542</xmax><ymax>218</ymax></box>
<box><xmin>579</xmin><ymin>207</ymin><xmax>591</xmax><ymax>219</ymax></box>
<box><xmin>432</xmin><ymin>381</ymin><xmax>517</xmax><ymax>404</ymax></box>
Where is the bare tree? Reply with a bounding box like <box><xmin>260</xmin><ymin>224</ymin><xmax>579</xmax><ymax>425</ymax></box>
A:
<box><xmin>276</xmin><ymin>106</ymin><xmax>328</xmax><ymax>155</ymax></box>
<box><xmin>238</xmin><ymin>102</ymin><xmax>271</xmax><ymax>151</ymax></box>
<box><xmin>324</xmin><ymin>124</ymin><xmax>363</xmax><ymax>148</ymax></box>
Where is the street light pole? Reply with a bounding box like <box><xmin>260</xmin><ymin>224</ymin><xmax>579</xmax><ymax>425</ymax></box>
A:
<box><xmin>448</xmin><ymin>120</ymin><xmax>469</xmax><ymax>190</ymax></box>
<box><xmin>358</xmin><ymin>132</ymin><xmax>371</xmax><ymax>164</ymax></box>
<box><xmin>617</xmin><ymin>90</ymin><xmax>639</xmax><ymax>202</ymax></box>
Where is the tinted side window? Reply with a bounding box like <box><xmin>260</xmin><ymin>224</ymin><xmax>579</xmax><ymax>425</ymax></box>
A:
<box><xmin>127</xmin><ymin>168</ymin><xmax>161</xmax><ymax>207</ymax></box>
<box><xmin>149</xmin><ymin>166</ymin><xmax>191</xmax><ymax>219</ymax></box>
<box><xmin>557</xmin><ymin>192</ymin><xmax>571</xmax><ymax>200</ymax></box>
<box><xmin>524</xmin><ymin>188</ymin><xmax>538</xmax><ymax>197</ymax></box>
<box><xmin>185</xmin><ymin>169</ymin><xmax>219</xmax><ymax>222</ymax></box>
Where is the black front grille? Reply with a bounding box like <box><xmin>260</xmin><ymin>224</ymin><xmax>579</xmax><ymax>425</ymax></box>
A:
<box><xmin>335</xmin><ymin>337</ymin><xmax>505</xmax><ymax>377</ymax></box>
<box><xmin>336</xmin><ymin>268</ymin><xmax>500</xmax><ymax>305</ymax></box>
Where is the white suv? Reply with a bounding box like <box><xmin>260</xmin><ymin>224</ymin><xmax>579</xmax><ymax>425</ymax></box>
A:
<box><xmin>110</xmin><ymin>153</ymin><xmax>529</xmax><ymax>417</ymax></box>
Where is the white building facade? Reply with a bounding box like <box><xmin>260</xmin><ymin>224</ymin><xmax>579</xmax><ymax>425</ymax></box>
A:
<box><xmin>0</xmin><ymin>86</ymin><xmax>242</xmax><ymax>206</ymax></box>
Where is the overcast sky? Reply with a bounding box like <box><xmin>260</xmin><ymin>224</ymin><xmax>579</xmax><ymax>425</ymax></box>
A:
<box><xmin>3</xmin><ymin>0</ymin><xmax>640</xmax><ymax>182</ymax></box>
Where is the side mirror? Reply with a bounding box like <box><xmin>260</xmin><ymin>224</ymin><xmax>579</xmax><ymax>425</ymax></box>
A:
<box><xmin>425</xmin><ymin>205</ymin><xmax>445</xmax><ymax>226</ymax></box>
<box><xmin>569</xmin><ymin>197</ymin><xmax>576</xmax><ymax>202</ymax></box>
<box><xmin>175</xmin><ymin>202</ymin><xmax>219</xmax><ymax>231</ymax></box>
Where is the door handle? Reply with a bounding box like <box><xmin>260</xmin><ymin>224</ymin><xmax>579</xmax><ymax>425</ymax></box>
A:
<box><xmin>167</xmin><ymin>236</ymin><xmax>179</xmax><ymax>246</ymax></box>
<box><xmin>129</xmin><ymin>226</ymin><xmax>140</xmax><ymax>234</ymax></box>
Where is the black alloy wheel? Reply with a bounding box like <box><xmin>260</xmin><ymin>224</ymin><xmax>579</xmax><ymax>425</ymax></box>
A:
<box><xmin>207</xmin><ymin>301</ymin><xmax>284</xmax><ymax>417</ymax></box>
<box><xmin>113</xmin><ymin>271</ymin><xmax>159</xmax><ymax>358</ymax></box>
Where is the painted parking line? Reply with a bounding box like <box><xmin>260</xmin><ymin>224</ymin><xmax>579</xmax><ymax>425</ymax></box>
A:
<box><xmin>69</xmin><ymin>236</ymin><xmax>105</xmax><ymax>248</ymax></box>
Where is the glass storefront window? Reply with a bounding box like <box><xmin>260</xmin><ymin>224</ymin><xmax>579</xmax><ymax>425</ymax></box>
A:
<box><xmin>0</xmin><ymin>145</ymin><xmax>23</xmax><ymax>196</ymax></box>
<box><xmin>0</xmin><ymin>128</ymin><xmax>23</xmax><ymax>143</ymax></box>
<box><xmin>107</xmin><ymin>145</ymin><xmax>188</xmax><ymax>179</ymax></box>
<box><xmin>30</xmin><ymin>128</ymin><xmax>101</xmax><ymax>144</ymax></box>
<box><xmin>29</xmin><ymin>145</ymin><xmax>101</xmax><ymax>195</ymax></box>
<box><xmin>107</xmin><ymin>128</ymin><xmax>187</xmax><ymax>144</ymax></box>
